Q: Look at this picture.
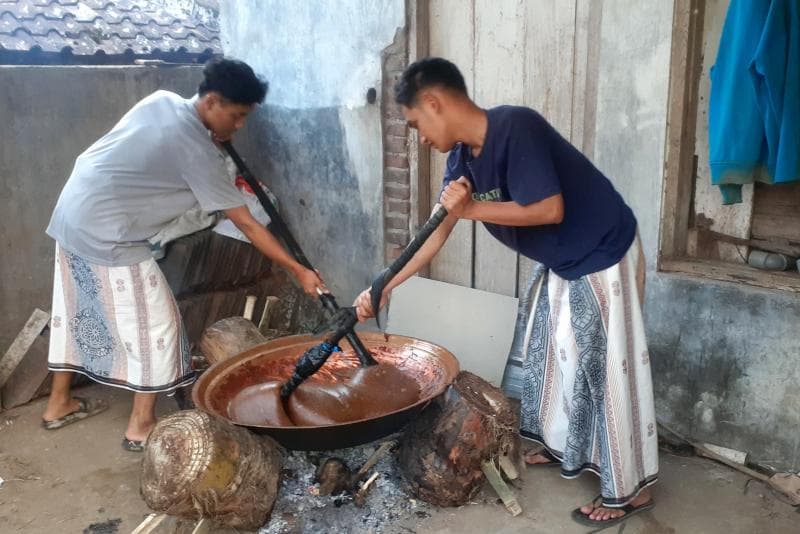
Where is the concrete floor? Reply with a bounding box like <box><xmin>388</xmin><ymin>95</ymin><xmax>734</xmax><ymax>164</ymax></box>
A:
<box><xmin>0</xmin><ymin>384</ymin><xmax>797</xmax><ymax>534</ymax></box>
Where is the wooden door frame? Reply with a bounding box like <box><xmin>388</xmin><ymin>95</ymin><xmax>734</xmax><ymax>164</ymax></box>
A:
<box><xmin>408</xmin><ymin>0</ymin><xmax>432</xmax><ymax>278</ymax></box>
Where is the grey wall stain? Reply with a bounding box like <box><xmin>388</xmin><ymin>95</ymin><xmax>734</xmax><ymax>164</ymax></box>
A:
<box><xmin>232</xmin><ymin>105</ymin><xmax>383</xmax><ymax>301</ymax></box>
<box><xmin>219</xmin><ymin>0</ymin><xmax>405</xmax><ymax>303</ymax></box>
<box><xmin>647</xmin><ymin>274</ymin><xmax>800</xmax><ymax>470</ymax></box>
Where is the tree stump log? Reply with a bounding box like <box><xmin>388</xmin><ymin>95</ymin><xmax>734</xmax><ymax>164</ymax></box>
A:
<box><xmin>198</xmin><ymin>316</ymin><xmax>267</xmax><ymax>365</ymax></box>
<box><xmin>141</xmin><ymin>410</ymin><xmax>283</xmax><ymax>530</ymax></box>
<box><xmin>398</xmin><ymin>371</ymin><xmax>519</xmax><ymax>507</ymax></box>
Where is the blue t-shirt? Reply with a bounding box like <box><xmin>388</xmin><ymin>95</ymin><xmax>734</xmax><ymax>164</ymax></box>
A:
<box><xmin>444</xmin><ymin>106</ymin><xmax>636</xmax><ymax>280</ymax></box>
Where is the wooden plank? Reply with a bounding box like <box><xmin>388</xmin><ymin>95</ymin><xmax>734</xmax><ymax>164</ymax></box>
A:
<box><xmin>190</xmin><ymin>518</ymin><xmax>211</xmax><ymax>534</ymax></box>
<box><xmin>428</xmin><ymin>0</ymin><xmax>475</xmax><ymax>287</ymax></box>
<box><xmin>524</xmin><ymin>0</ymin><xmax>577</xmax><ymax>136</ymax></box>
<box><xmin>257</xmin><ymin>295</ymin><xmax>281</xmax><ymax>334</ymax></box>
<box><xmin>692</xmin><ymin>0</ymin><xmax>753</xmax><ymax>263</ymax></box>
<box><xmin>751</xmin><ymin>214</ymin><xmax>800</xmax><ymax>244</ymax></box>
<box><xmin>409</xmin><ymin>0</ymin><xmax>432</xmax><ymax>278</ymax></box>
<box><xmin>699</xmin><ymin>228</ymin><xmax>800</xmax><ymax>257</ymax></box>
<box><xmin>658</xmin><ymin>0</ymin><xmax>705</xmax><ymax>264</ymax></box>
<box><xmin>572</xmin><ymin>0</ymin><xmax>603</xmax><ymax>159</ymax></box>
<box><xmin>752</xmin><ymin>183</ymin><xmax>800</xmax><ymax>243</ymax></box>
<box><xmin>661</xmin><ymin>258</ymin><xmax>800</xmax><ymax>293</ymax></box>
<box><xmin>518</xmin><ymin>0</ymin><xmax>578</xmax><ymax>295</ymax></box>
<box><xmin>472</xmin><ymin>0</ymin><xmax>524</xmax><ymax>297</ymax></box>
<box><xmin>752</xmin><ymin>182</ymin><xmax>800</xmax><ymax>212</ymax></box>
<box><xmin>130</xmin><ymin>513</ymin><xmax>175</xmax><ymax>534</ymax></box>
<box><xmin>1</xmin><ymin>332</ymin><xmax>49</xmax><ymax>409</ymax></box>
<box><xmin>481</xmin><ymin>459</ymin><xmax>522</xmax><ymax>516</ymax></box>
<box><xmin>0</xmin><ymin>308</ymin><xmax>50</xmax><ymax>390</ymax></box>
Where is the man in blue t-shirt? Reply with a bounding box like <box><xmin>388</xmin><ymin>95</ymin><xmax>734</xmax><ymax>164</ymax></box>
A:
<box><xmin>355</xmin><ymin>58</ymin><xmax>657</xmax><ymax>527</ymax></box>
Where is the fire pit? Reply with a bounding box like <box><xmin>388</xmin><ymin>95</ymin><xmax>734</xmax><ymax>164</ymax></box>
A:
<box><xmin>192</xmin><ymin>332</ymin><xmax>460</xmax><ymax>450</ymax></box>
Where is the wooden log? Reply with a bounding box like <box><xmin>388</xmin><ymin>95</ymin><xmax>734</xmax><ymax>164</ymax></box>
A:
<box><xmin>141</xmin><ymin>410</ymin><xmax>283</xmax><ymax>530</ymax></box>
<box><xmin>198</xmin><ymin>316</ymin><xmax>267</xmax><ymax>365</ymax></box>
<box><xmin>354</xmin><ymin>472</ymin><xmax>380</xmax><ymax>507</ymax></box>
<box><xmin>398</xmin><ymin>371</ymin><xmax>519</xmax><ymax>507</ymax></box>
<box><xmin>315</xmin><ymin>457</ymin><xmax>352</xmax><ymax>496</ymax></box>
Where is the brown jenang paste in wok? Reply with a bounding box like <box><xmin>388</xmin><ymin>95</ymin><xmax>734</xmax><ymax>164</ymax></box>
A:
<box><xmin>226</xmin><ymin>346</ymin><xmax>421</xmax><ymax>427</ymax></box>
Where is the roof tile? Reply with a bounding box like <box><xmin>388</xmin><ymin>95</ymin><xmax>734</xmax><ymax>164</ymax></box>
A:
<box><xmin>0</xmin><ymin>0</ymin><xmax>220</xmax><ymax>56</ymax></box>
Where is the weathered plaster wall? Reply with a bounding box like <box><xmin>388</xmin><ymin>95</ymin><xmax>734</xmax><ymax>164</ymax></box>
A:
<box><xmin>0</xmin><ymin>65</ymin><xmax>201</xmax><ymax>352</ymax></box>
<box><xmin>591</xmin><ymin>1</ymin><xmax>800</xmax><ymax>470</ymax></box>
<box><xmin>218</xmin><ymin>0</ymin><xmax>406</xmax><ymax>302</ymax></box>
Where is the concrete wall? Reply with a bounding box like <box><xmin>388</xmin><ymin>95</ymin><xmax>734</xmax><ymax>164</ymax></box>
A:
<box><xmin>591</xmin><ymin>1</ymin><xmax>800</xmax><ymax>470</ymax></box>
<box><xmin>218</xmin><ymin>0</ymin><xmax>406</xmax><ymax>303</ymax></box>
<box><xmin>0</xmin><ymin>66</ymin><xmax>202</xmax><ymax>351</ymax></box>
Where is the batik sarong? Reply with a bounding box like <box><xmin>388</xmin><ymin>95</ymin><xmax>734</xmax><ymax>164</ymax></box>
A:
<box><xmin>48</xmin><ymin>244</ymin><xmax>193</xmax><ymax>392</ymax></box>
<box><xmin>512</xmin><ymin>236</ymin><xmax>658</xmax><ymax>507</ymax></box>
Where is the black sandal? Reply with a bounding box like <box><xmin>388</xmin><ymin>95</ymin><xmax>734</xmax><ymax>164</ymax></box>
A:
<box><xmin>571</xmin><ymin>494</ymin><xmax>655</xmax><ymax>528</ymax></box>
<box><xmin>41</xmin><ymin>397</ymin><xmax>109</xmax><ymax>430</ymax></box>
<box><xmin>121</xmin><ymin>437</ymin><xmax>145</xmax><ymax>452</ymax></box>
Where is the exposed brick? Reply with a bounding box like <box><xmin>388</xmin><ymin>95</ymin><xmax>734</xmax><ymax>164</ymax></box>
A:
<box><xmin>384</xmin><ymin>103</ymin><xmax>405</xmax><ymax>121</ymax></box>
<box><xmin>385</xmin><ymin>153</ymin><xmax>408</xmax><ymax>169</ymax></box>
<box><xmin>386</xmin><ymin>229</ymin><xmax>410</xmax><ymax>246</ymax></box>
<box><xmin>384</xmin><ymin>182</ymin><xmax>410</xmax><ymax>201</ymax></box>
<box><xmin>384</xmin><ymin>134</ymin><xmax>407</xmax><ymax>153</ymax></box>
<box><xmin>386</xmin><ymin>199</ymin><xmax>411</xmax><ymax>215</ymax></box>
<box><xmin>385</xmin><ymin>214</ymin><xmax>409</xmax><ymax>230</ymax></box>
<box><xmin>385</xmin><ymin>121</ymin><xmax>408</xmax><ymax>136</ymax></box>
<box><xmin>385</xmin><ymin>167</ymin><xmax>410</xmax><ymax>185</ymax></box>
<box><xmin>381</xmin><ymin>25</ymin><xmax>411</xmax><ymax>260</ymax></box>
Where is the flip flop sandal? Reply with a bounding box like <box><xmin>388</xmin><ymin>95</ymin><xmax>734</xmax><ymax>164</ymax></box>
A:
<box><xmin>523</xmin><ymin>447</ymin><xmax>562</xmax><ymax>467</ymax></box>
<box><xmin>121</xmin><ymin>437</ymin><xmax>145</xmax><ymax>453</ymax></box>
<box><xmin>571</xmin><ymin>494</ymin><xmax>655</xmax><ymax>529</ymax></box>
<box><xmin>41</xmin><ymin>397</ymin><xmax>109</xmax><ymax>430</ymax></box>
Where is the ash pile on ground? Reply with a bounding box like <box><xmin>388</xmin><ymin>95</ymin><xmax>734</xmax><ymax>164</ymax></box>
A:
<box><xmin>259</xmin><ymin>434</ymin><xmax>432</xmax><ymax>534</ymax></box>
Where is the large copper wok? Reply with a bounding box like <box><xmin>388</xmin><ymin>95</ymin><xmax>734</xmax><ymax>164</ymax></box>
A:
<box><xmin>192</xmin><ymin>332</ymin><xmax>460</xmax><ymax>450</ymax></box>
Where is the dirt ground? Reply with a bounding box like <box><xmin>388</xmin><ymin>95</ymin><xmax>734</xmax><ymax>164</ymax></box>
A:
<box><xmin>0</xmin><ymin>383</ymin><xmax>797</xmax><ymax>534</ymax></box>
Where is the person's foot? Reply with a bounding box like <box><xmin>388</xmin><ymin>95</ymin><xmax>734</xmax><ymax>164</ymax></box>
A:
<box><xmin>42</xmin><ymin>397</ymin><xmax>82</xmax><ymax>423</ymax></box>
<box><xmin>523</xmin><ymin>448</ymin><xmax>560</xmax><ymax>466</ymax></box>
<box><xmin>578</xmin><ymin>488</ymin><xmax>653</xmax><ymax>522</ymax></box>
<box><xmin>524</xmin><ymin>452</ymin><xmax>552</xmax><ymax>464</ymax></box>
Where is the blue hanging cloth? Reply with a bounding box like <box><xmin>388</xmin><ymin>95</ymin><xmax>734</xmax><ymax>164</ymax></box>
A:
<box><xmin>709</xmin><ymin>0</ymin><xmax>800</xmax><ymax>205</ymax></box>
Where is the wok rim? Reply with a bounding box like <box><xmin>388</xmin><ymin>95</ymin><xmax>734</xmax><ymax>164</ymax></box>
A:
<box><xmin>191</xmin><ymin>331</ymin><xmax>460</xmax><ymax>431</ymax></box>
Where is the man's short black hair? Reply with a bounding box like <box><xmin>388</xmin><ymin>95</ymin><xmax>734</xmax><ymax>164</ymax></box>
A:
<box><xmin>198</xmin><ymin>57</ymin><xmax>268</xmax><ymax>105</ymax></box>
<box><xmin>394</xmin><ymin>57</ymin><xmax>467</xmax><ymax>106</ymax></box>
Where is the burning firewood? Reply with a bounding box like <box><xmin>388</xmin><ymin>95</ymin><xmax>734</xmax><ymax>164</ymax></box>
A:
<box><xmin>354</xmin><ymin>472</ymin><xmax>381</xmax><ymax>507</ymax></box>
<box><xmin>314</xmin><ymin>440</ymin><xmax>395</xmax><ymax>504</ymax></box>
<box><xmin>397</xmin><ymin>371</ymin><xmax>521</xmax><ymax>510</ymax></box>
<box><xmin>315</xmin><ymin>457</ymin><xmax>352</xmax><ymax>495</ymax></box>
